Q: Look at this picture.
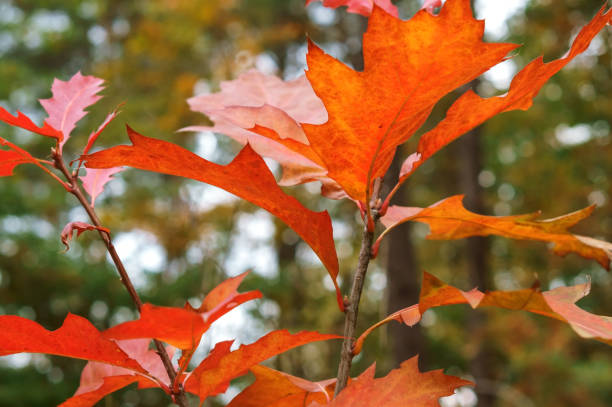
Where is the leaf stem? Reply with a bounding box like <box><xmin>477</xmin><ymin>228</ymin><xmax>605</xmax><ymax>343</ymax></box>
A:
<box><xmin>334</xmin><ymin>180</ymin><xmax>382</xmax><ymax>396</ymax></box>
<box><xmin>52</xmin><ymin>152</ymin><xmax>189</xmax><ymax>407</ymax></box>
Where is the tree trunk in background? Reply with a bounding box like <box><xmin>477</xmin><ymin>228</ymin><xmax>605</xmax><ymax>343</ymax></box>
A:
<box><xmin>384</xmin><ymin>152</ymin><xmax>424</xmax><ymax>368</ymax></box>
<box><xmin>458</xmin><ymin>125</ymin><xmax>495</xmax><ymax>406</ymax></box>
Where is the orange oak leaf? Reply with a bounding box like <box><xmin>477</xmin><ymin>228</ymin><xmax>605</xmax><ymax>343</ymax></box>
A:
<box><xmin>59</xmin><ymin>339</ymin><xmax>172</xmax><ymax>407</ymax></box>
<box><xmin>377</xmin><ymin>195</ymin><xmax>611</xmax><ymax>269</ymax></box>
<box><xmin>303</xmin><ymin>0</ymin><xmax>518</xmax><ymax>202</ymax></box>
<box><xmin>103</xmin><ymin>272</ymin><xmax>261</xmax><ymax>350</ymax></box>
<box><xmin>304</xmin><ymin>0</ymin><xmax>610</xmax><ymax>204</ymax></box>
<box><xmin>354</xmin><ymin>272</ymin><xmax>612</xmax><ymax>354</ymax></box>
<box><xmin>39</xmin><ymin>72</ymin><xmax>105</xmax><ymax>149</ymax></box>
<box><xmin>83</xmin><ymin>126</ymin><xmax>342</xmax><ymax>308</ymax></box>
<box><xmin>183</xmin><ymin>330</ymin><xmax>341</xmax><ymax>404</ymax></box>
<box><xmin>0</xmin><ymin>313</ymin><xmax>147</xmax><ymax>373</ymax></box>
<box><xmin>400</xmin><ymin>3</ymin><xmax>612</xmax><ymax>181</ymax></box>
<box><xmin>226</xmin><ymin>364</ymin><xmax>336</xmax><ymax>407</ymax></box>
<box><xmin>305</xmin><ymin>0</ymin><xmax>398</xmax><ymax>17</ymax></box>
<box><xmin>313</xmin><ymin>357</ymin><xmax>471</xmax><ymax>407</ymax></box>
<box><xmin>183</xmin><ymin>70</ymin><xmax>345</xmax><ymax>196</ymax></box>
<box><xmin>0</xmin><ymin>148</ymin><xmax>35</xmax><ymax>176</ymax></box>
<box><xmin>61</xmin><ymin>221</ymin><xmax>110</xmax><ymax>251</ymax></box>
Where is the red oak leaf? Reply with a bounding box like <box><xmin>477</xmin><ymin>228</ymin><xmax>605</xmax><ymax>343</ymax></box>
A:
<box><xmin>226</xmin><ymin>364</ymin><xmax>336</xmax><ymax>407</ymax></box>
<box><xmin>354</xmin><ymin>272</ymin><xmax>612</xmax><ymax>354</ymax></box>
<box><xmin>39</xmin><ymin>72</ymin><xmax>105</xmax><ymax>149</ymax></box>
<box><xmin>0</xmin><ymin>313</ymin><xmax>147</xmax><ymax>373</ymax></box>
<box><xmin>0</xmin><ymin>148</ymin><xmax>35</xmax><ymax>176</ymax></box>
<box><xmin>377</xmin><ymin>195</ymin><xmax>611</xmax><ymax>269</ymax></box>
<box><xmin>83</xmin><ymin>126</ymin><xmax>342</xmax><ymax>309</ymax></box>
<box><xmin>183</xmin><ymin>330</ymin><xmax>341</xmax><ymax>404</ymax></box>
<box><xmin>314</xmin><ymin>358</ymin><xmax>471</xmax><ymax>407</ymax></box>
<box><xmin>103</xmin><ymin>272</ymin><xmax>262</xmax><ymax>350</ymax></box>
<box><xmin>0</xmin><ymin>109</ymin><xmax>62</xmax><ymax>140</ymax></box>
<box><xmin>305</xmin><ymin>0</ymin><xmax>398</xmax><ymax>17</ymax></box>
<box><xmin>61</xmin><ymin>221</ymin><xmax>110</xmax><ymax>251</ymax></box>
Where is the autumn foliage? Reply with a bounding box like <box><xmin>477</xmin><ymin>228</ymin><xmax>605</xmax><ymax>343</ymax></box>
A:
<box><xmin>1</xmin><ymin>0</ymin><xmax>611</xmax><ymax>406</ymax></box>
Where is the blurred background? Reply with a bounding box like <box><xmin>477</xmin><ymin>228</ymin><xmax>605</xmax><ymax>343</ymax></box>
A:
<box><xmin>0</xmin><ymin>0</ymin><xmax>610</xmax><ymax>405</ymax></box>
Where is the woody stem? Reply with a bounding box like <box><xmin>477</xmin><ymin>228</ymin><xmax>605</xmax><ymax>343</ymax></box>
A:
<box><xmin>334</xmin><ymin>179</ymin><xmax>382</xmax><ymax>396</ymax></box>
<box><xmin>52</xmin><ymin>153</ymin><xmax>189</xmax><ymax>407</ymax></box>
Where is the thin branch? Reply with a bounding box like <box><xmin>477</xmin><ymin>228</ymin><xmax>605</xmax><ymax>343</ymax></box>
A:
<box><xmin>52</xmin><ymin>153</ymin><xmax>189</xmax><ymax>407</ymax></box>
<box><xmin>335</xmin><ymin>179</ymin><xmax>383</xmax><ymax>396</ymax></box>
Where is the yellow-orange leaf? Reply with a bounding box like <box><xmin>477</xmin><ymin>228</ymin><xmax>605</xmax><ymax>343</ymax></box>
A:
<box><xmin>402</xmin><ymin>3</ymin><xmax>612</xmax><ymax>179</ymax></box>
<box><xmin>379</xmin><ymin>195</ymin><xmax>611</xmax><ymax>269</ymax></box>
<box><xmin>354</xmin><ymin>272</ymin><xmax>612</xmax><ymax>354</ymax></box>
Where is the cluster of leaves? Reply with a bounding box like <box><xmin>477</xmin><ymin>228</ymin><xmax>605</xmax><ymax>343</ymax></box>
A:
<box><xmin>1</xmin><ymin>0</ymin><xmax>611</xmax><ymax>405</ymax></box>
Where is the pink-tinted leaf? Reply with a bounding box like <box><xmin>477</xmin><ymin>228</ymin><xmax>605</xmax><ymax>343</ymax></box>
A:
<box><xmin>305</xmin><ymin>0</ymin><xmax>398</xmax><ymax>17</ymax></box>
<box><xmin>60</xmin><ymin>339</ymin><xmax>172</xmax><ymax>407</ymax></box>
<box><xmin>39</xmin><ymin>72</ymin><xmax>105</xmax><ymax>149</ymax></box>
<box><xmin>0</xmin><ymin>314</ymin><xmax>147</xmax><ymax>373</ymax></box>
<box><xmin>79</xmin><ymin>167</ymin><xmax>123</xmax><ymax>207</ymax></box>
<box><xmin>183</xmin><ymin>70</ymin><xmax>333</xmax><ymax>191</ymax></box>
<box><xmin>316</xmin><ymin>358</ymin><xmax>471</xmax><ymax>407</ymax></box>
<box><xmin>183</xmin><ymin>330</ymin><xmax>341</xmax><ymax>403</ymax></box>
<box><xmin>61</xmin><ymin>221</ymin><xmax>110</xmax><ymax>251</ymax></box>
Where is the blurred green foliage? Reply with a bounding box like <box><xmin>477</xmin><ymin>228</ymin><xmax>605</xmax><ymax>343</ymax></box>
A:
<box><xmin>0</xmin><ymin>0</ymin><xmax>610</xmax><ymax>406</ymax></box>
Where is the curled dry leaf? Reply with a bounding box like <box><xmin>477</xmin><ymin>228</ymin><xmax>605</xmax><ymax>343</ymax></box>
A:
<box><xmin>379</xmin><ymin>195</ymin><xmax>611</xmax><ymax>269</ymax></box>
<box><xmin>61</xmin><ymin>221</ymin><xmax>110</xmax><ymax>251</ymax></box>
<box><xmin>354</xmin><ymin>272</ymin><xmax>612</xmax><ymax>354</ymax></box>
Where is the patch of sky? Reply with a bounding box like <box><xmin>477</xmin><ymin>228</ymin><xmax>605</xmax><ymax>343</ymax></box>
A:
<box><xmin>111</xmin><ymin>230</ymin><xmax>167</xmax><ymax>290</ymax></box>
<box><xmin>224</xmin><ymin>210</ymin><xmax>278</xmax><ymax>277</ymax></box>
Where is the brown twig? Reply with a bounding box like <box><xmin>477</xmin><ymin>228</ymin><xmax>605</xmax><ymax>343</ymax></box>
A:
<box><xmin>52</xmin><ymin>151</ymin><xmax>189</xmax><ymax>407</ymax></box>
<box><xmin>334</xmin><ymin>178</ymin><xmax>383</xmax><ymax>396</ymax></box>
